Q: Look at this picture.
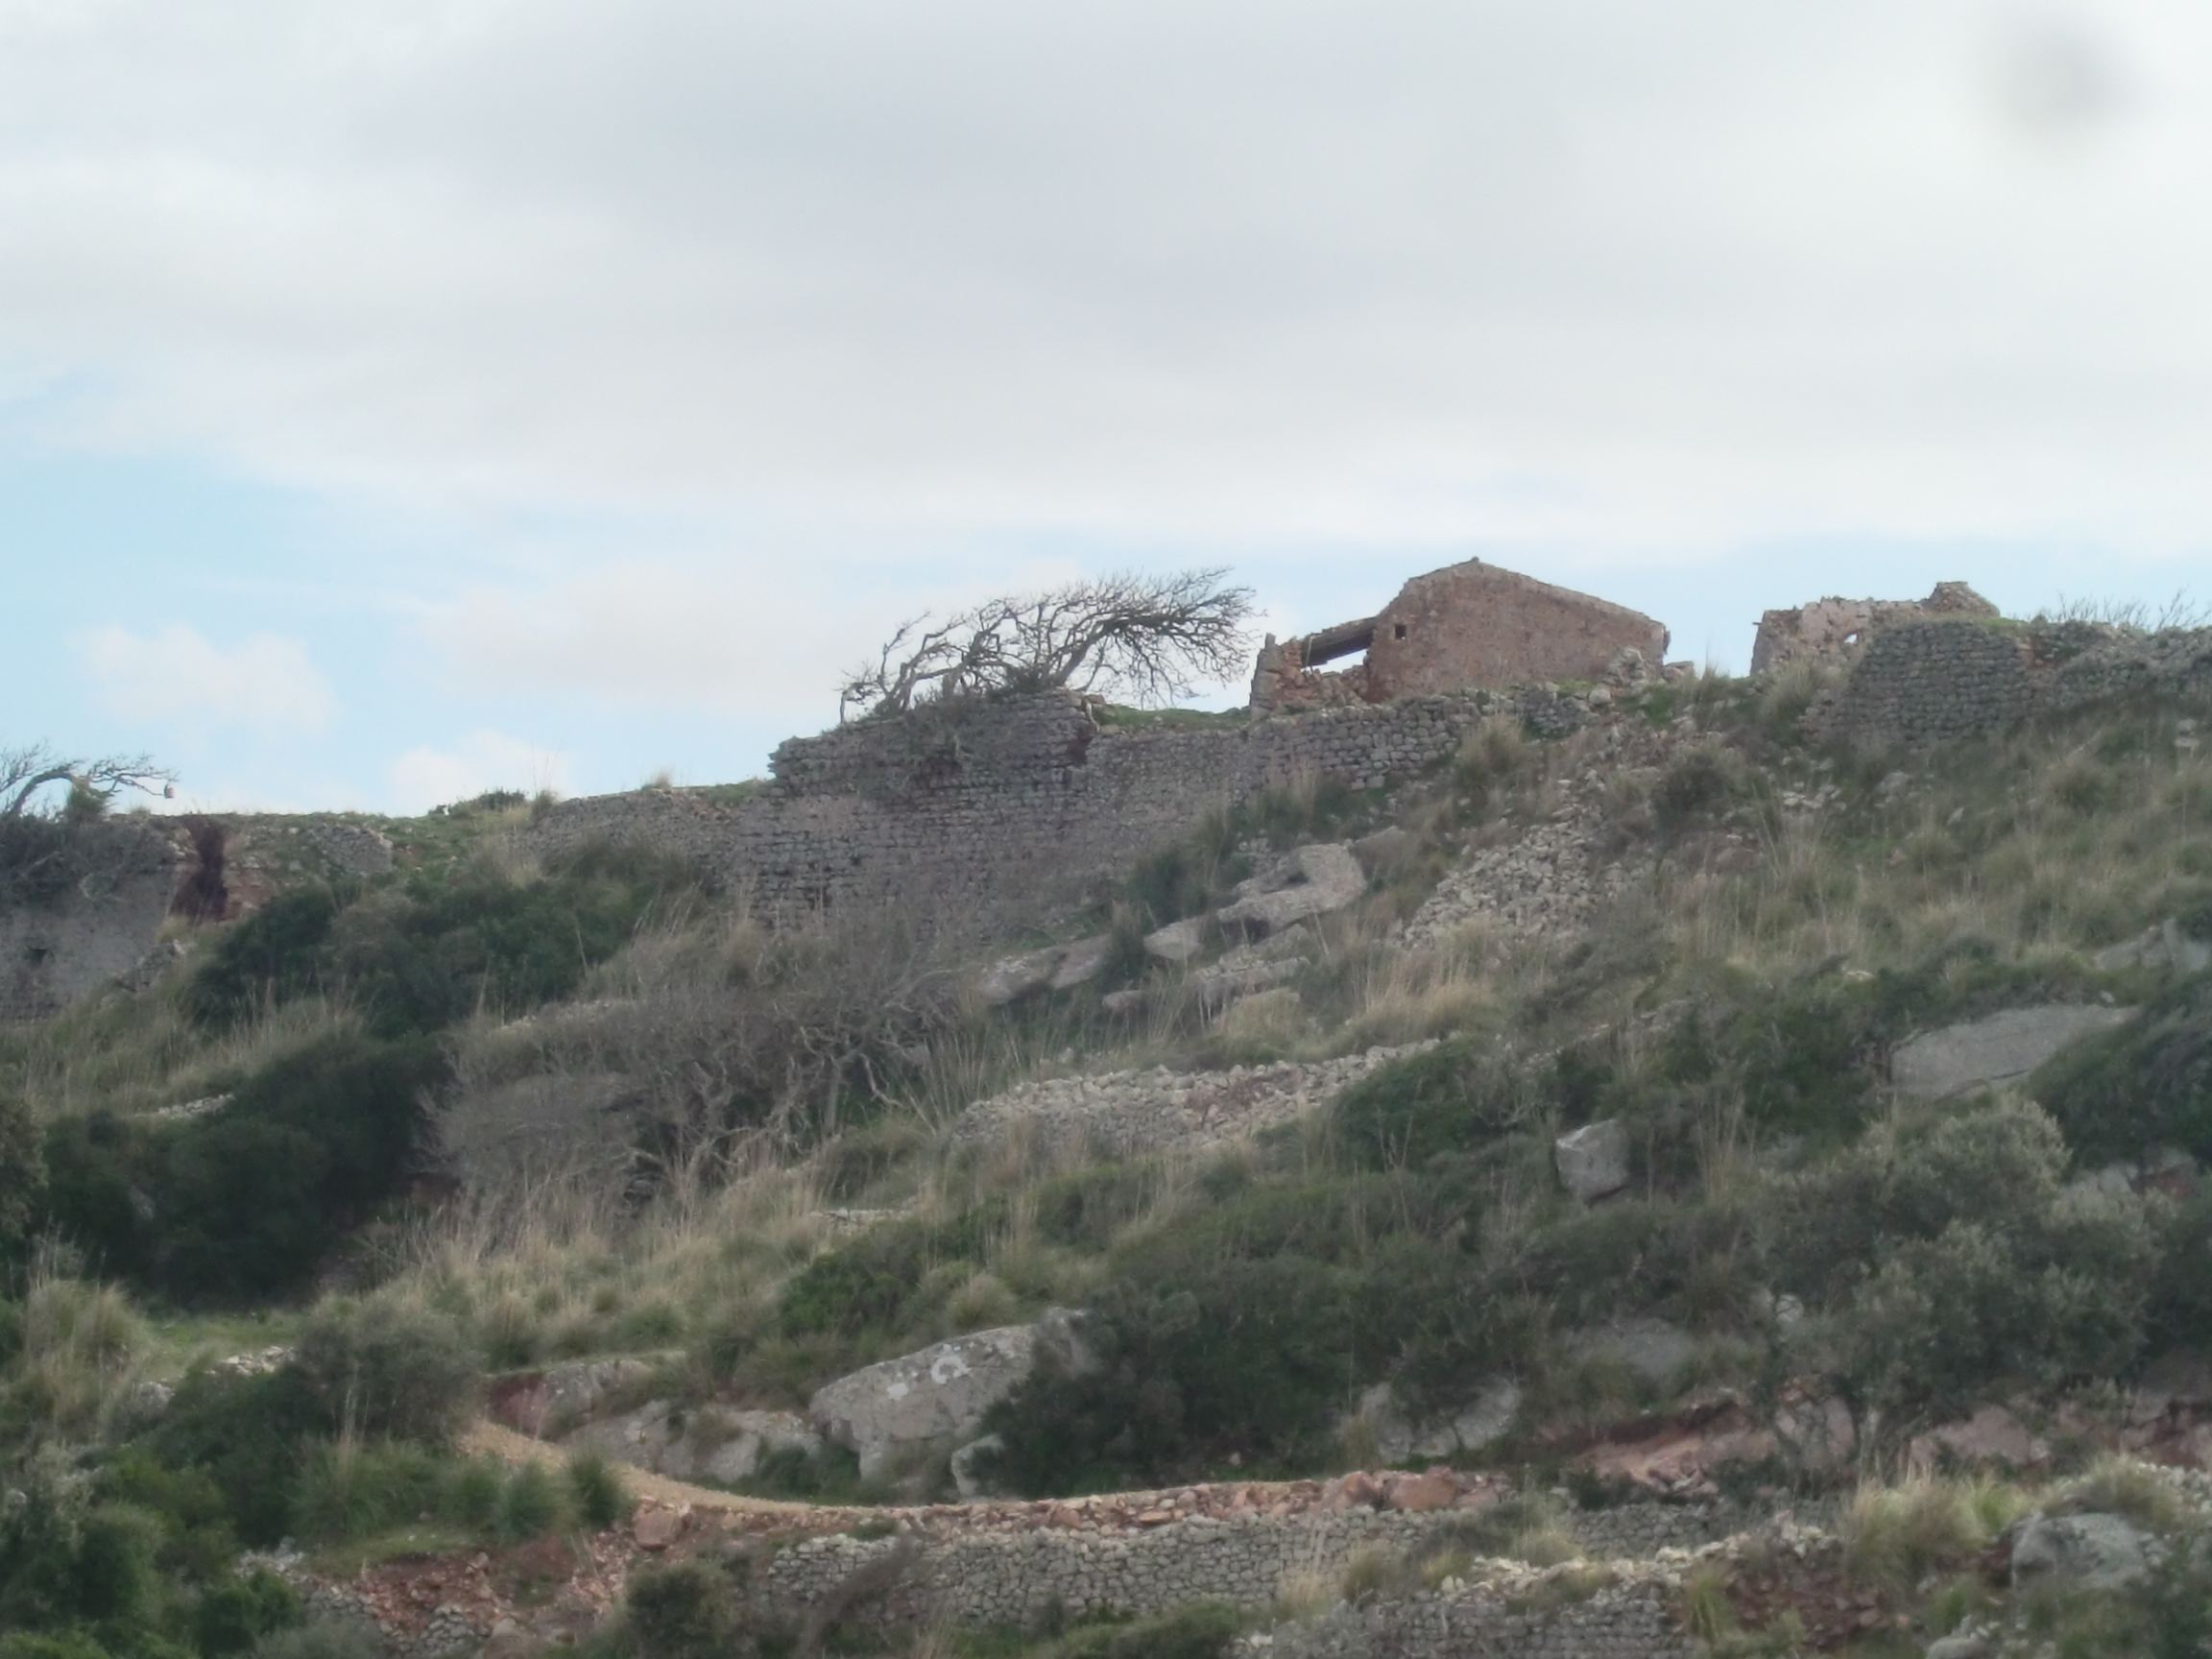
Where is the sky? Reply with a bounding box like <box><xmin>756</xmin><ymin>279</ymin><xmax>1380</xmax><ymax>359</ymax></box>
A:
<box><xmin>7</xmin><ymin>0</ymin><xmax>2212</xmax><ymax>813</ymax></box>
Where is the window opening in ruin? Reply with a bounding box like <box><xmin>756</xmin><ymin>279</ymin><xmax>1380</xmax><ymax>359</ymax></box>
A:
<box><xmin>1393</xmin><ymin>623</ymin><xmax>1407</xmax><ymax>639</ymax></box>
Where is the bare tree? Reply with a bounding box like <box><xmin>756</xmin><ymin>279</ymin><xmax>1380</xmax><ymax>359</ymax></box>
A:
<box><xmin>839</xmin><ymin>568</ymin><xmax>1256</xmax><ymax>719</ymax></box>
<box><xmin>1</xmin><ymin>744</ymin><xmax>176</xmax><ymax>820</ymax></box>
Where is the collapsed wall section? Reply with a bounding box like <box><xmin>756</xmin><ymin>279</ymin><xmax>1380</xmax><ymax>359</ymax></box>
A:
<box><xmin>525</xmin><ymin>692</ymin><xmax>1500</xmax><ymax>926</ymax></box>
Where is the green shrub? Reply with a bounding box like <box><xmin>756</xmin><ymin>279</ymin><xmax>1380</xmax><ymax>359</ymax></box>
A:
<box><xmin>185</xmin><ymin>843</ymin><xmax>687</xmax><ymax>1039</ymax></box>
<box><xmin>96</xmin><ymin>1450</ymin><xmax>239</xmax><ymax>1583</ymax></box>
<box><xmin>192</xmin><ymin>1570</ymin><xmax>301</xmax><ymax>1656</ymax></box>
<box><xmin>776</xmin><ymin>1214</ymin><xmax>995</xmax><ymax>1339</ymax></box>
<box><xmin>141</xmin><ymin>1368</ymin><xmax>327</xmax><ymax>1548</ymax></box>
<box><xmin>1763</xmin><ymin>1102</ymin><xmax>2157</xmax><ymax>1414</ymax></box>
<box><xmin>291</xmin><ymin>1301</ymin><xmax>476</xmax><ymax>1445</ymax></box>
<box><xmin>1331</xmin><ymin>1038</ymin><xmax>1539</xmax><ymax>1167</ymax></box>
<box><xmin>618</xmin><ymin>1560</ymin><xmax>757</xmax><ymax>1659</ymax></box>
<box><xmin>183</xmin><ymin>887</ymin><xmax>347</xmax><ymax>1028</ymax></box>
<box><xmin>568</xmin><ymin>1454</ymin><xmax>630</xmax><ymax>1531</ymax></box>
<box><xmin>292</xmin><ymin>1441</ymin><xmax>445</xmax><ymax>1542</ymax></box>
<box><xmin>0</xmin><ymin>1456</ymin><xmax>159</xmax><ymax>1637</ymax></box>
<box><xmin>493</xmin><ymin>1461</ymin><xmax>567</xmax><ymax>1543</ymax></box>
<box><xmin>1050</xmin><ymin>1602</ymin><xmax>1238</xmax><ymax>1659</ymax></box>
<box><xmin>38</xmin><ymin>1035</ymin><xmax>446</xmax><ymax>1303</ymax></box>
<box><xmin>2037</xmin><ymin>974</ymin><xmax>2212</xmax><ymax>1167</ymax></box>
<box><xmin>0</xmin><ymin>1091</ymin><xmax>42</xmax><ymax>1262</ymax></box>
<box><xmin>1653</xmin><ymin>746</ymin><xmax>1741</xmax><ymax>836</ymax></box>
<box><xmin>981</xmin><ymin>1256</ymin><xmax>1360</xmax><ymax>1493</ymax></box>
<box><xmin>1030</xmin><ymin>1165</ymin><xmax>1159</xmax><ymax>1249</ymax></box>
<box><xmin>246</xmin><ymin>1620</ymin><xmax>383</xmax><ymax>1659</ymax></box>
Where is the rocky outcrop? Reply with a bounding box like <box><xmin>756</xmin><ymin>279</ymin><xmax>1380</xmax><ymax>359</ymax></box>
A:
<box><xmin>1215</xmin><ymin>843</ymin><xmax>1365</xmax><ymax>937</ymax></box>
<box><xmin>1351</xmin><ymin>1380</ymin><xmax>1521</xmax><ymax>1463</ymax></box>
<box><xmin>2010</xmin><ymin>1511</ymin><xmax>2153</xmax><ymax>1590</ymax></box>
<box><xmin>1889</xmin><ymin>1004</ymin><xmax>2135</xmax><ymax>1100</ymax></box>
<box><xmin>809</xmin><ymin>1310</ymin><xmax>1092</xmax><ymax>1480</ymax></box>
<box><xmin>1554</xmin><ymin>1119</ymin><xmax>1631</xmax><ymax>1204</ymax></box>
<box><xmin>563</xmin><ymin>1401</ymin><xmax>821</xmax><ymax>1485</ymax></box>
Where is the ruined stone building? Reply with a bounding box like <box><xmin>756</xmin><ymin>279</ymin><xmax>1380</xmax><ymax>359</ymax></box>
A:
<box><xmin>1247</xmin><ymin>559</ymin><xmax>1671</xmax><ymax>713</ymax></box>
<box><xmin>1749</xmin><ymin>582</ymin><xmax>1996</xmax><ymax>674</ymax></box>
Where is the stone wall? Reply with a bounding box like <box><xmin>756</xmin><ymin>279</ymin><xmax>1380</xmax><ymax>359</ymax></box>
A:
<box><xmin>526</xmin><ymin>691</ymin><xmax>1522</xmax><ymax>927</ymax></box>
<box><xmin>1749</xmin><ymin>581</ymin><xmax>1996</xmax><ymax>674</ymax></box>
<box><xmin>0</xmin><ymin>820</ymin><xmax>180</xmax><ymax>1022</ymax></box>
<box><xmin>1814</xmin><ymin>619</ymin><xmax>2212</xmax><ymax>749</ymax></box>
<box><xmin>758</xmin><ymin>1502</ymin><xmax>1744</xmax><ymax>1631</ymax></box>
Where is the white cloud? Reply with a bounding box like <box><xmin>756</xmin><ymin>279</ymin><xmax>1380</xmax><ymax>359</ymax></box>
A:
<box><xmin>78</xmin><ymin>622</ymin><xmax>336</xmax><ymax>734</ymax></box>
<box><xmin>388</xmin><ymin>730</ymin><xmax>574</xmax><ymax>814</ymax></box>
<box><xmin>5</xmin><ymin>0</ymin><xmax>2212</xmax><ymax>563</ymax></box>
<box><xmin>417</xmin><ymin>553</ymin><xmax>1091</xmax><ymax>724</ymax></box>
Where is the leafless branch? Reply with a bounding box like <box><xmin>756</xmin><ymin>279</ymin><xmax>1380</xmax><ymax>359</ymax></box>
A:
<box><xmin>840</xmin><ymin>569</ymin><xmax>1256</xmax><ymax>718</ymax></box>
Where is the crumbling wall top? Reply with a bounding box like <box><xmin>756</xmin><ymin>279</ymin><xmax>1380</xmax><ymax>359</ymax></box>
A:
<box><xmin>1751</xmin><ymin>582</ymin><xmax>1997</xmax><ymax>675</ymax></box>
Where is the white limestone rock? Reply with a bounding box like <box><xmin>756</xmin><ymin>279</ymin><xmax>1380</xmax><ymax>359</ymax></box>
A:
<box><xmin>1143</xmin><ymin>917</ymin><xmax>1209</xmax><ymax>963</ymax></box>
<box><xmin>1049</xmin><ymin>935</ymin><xmax>1116</xmax><ymax>990</ymax></box>
<box><xmin>2011</xmin><ymin>1511</ymin><xmax>2153</xmax><ymax>1591</ymax></box>
<box><xmin>1567</xmin><ymin>1317</ymin><xmax>1697</xmax><ymax>1385</ymax></box>
<box><xmin>1890</xmin><ymin>1004</ymin><xmax>2135</xmax><ymax>1099</ymax></box>
<box><xmin>1215</xmin><ymin>844</ymin><xmax>1366</xmax><ymax>937</ymax></box>
<box><xmin>978</xmin><ymin>947</ymin><xmax>1068</xmax><ymax>1006</ymax></box>
<box><xmin>809</xmin><ymin>1309</ymin><xmax>1090</xmax><ymax>1480</ymax></box>
<box><xmin>1553</xmin><ymin>1118</ymin><xmax>1630</xmax><ymax>1204</ymax></box>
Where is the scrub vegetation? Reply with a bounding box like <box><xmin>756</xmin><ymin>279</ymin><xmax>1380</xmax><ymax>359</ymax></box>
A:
<box><xmin>11</xmin><ymin>651</ymin><xmax>2212</xmax><ymax>1656</ymax></box>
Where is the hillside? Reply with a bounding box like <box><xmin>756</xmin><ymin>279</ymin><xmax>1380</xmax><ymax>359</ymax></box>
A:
<box><xmin>11</xmin><ymin>631</ymin><xmax>2212</xmax><ymax>1659</ymax></box>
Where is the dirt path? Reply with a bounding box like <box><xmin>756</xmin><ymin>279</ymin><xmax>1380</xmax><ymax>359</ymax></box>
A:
<box><xmin>464</xmin><ymin>1418</ymin><xmax>1498</xmax><ymax>1541</ymax></box>
<box><xmin>465</xmin><ymin>1421</ymin><xmax>825</xmax><ymax>1520</ymax></box>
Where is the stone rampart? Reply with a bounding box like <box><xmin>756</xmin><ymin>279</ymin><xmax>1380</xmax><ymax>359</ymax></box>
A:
<box><xmin>525</xmin><ymin>691</ymin><xmax>1517</xmax><ymax>926</ymax></box>
<box><xmin>1814</xmin><ymin>619</ymin><xmax>2212</xmax><ymax>749</ymax></box>
<box><xmin>0</xmin><ymin>820</ymin><xmax>180</xmax><ymax>1022</ymax></box>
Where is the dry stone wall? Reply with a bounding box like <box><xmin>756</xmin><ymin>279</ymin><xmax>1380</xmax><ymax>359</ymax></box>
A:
<box><xmin>1815</xmin><ymin>620</ymin><xmax>2212</xmax><ymax>749</ymax></box>
<box><xmin>526</xmin><ymin>692</ymin><xmax>1517</xmax><ymax>927</ymax></box>
<box><xmin>757</xmin><ymin>1502</ymin><xmax>1745</xmax><ymax>1631</ymax></box>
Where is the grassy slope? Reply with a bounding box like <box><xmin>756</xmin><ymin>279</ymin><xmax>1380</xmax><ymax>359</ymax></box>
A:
<box><xmin>12</xmin><ymin>679</ymin><xmax>2212</xmax><ymax>1655</ymax></box>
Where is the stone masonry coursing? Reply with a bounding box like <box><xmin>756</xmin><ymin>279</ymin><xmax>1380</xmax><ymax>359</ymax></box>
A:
<box><xmin>1748</xmin><ymin>581</ymin><xmax>1997</xmax><ymax>675</ymax></box>
<box><xmin>525</xmin><ymin>690</ymin><xmax>1527</xmax><ymax>930</ymax></box>
<box><xmin>756</xmin><ymin>1500</ymin><xmax>1773</xmax><ymax>1632</ymax></box>
<box><xmin>1813</xmin><ymin>619</ymin><xmax>2212</xmax><ymax>749</ymax></box>
<box><xmin>1250</xmin><ymin>561</ymin><xmax>1669</xmax><ymax>715</ymax></box>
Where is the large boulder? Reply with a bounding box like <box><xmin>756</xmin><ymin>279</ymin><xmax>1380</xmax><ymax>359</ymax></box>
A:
<box><xmin>1890</xmin><ymin>1005</ymin><xmax>2135</xmax><ymax>1100</ymax></box>
<box><xmin>2095</xmin><ymin>919</ymin><xmax>2212</xmax><ymax>974</ymax></box>
<box><xmin>1216</xmin><ymin>844</ymin><xmax>1366</xmax><ymax>937</ymax></box>
<box><xmin>978</xmin><ymin>948</ymin><xmax>1066</xmax><ymax>1006</ymax></box>
<box><xmin>978</xmin><ymin>936</ymin><xmax>1117</xmax><ymax>1004</ymax></box>
<box><xmin>1142</xmin><ymin>917</ymin><xmax>1208</xmax><ymax>964</ymax></box>
<box><xmin>491</xmin><ymin>1358</ymin><xmax>657</xmax><ymax>1438</ymax></box>
<box><xmin>2010</xmin><ymin>1510</ymin><xmax>2153</xmax><ymax>1591</ymax></box>
<box><xmin>1567</xmin><ymin>1317</ymin><xmax>1696</xmax><ymax>1385</ymax></box>
<box><xmin>809</xmin><ymin>1309</ymin><xmax>1090</xmax><ymax>1480</ymax></box>
<box><xmin>1553</xmin><ymin>1118</ymin><xmax>1630</xmax><ymax>1203</ymax></box>
<box><xmin>1349</xmin><ymin>1379</ymin><xmax>1520</xmax><ymax>1462</ymax></box>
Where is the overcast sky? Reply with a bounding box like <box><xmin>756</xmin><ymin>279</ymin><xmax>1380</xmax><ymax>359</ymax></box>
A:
<box><xmin>8</xmin><ymin>0</ymin><xmax>2212</xmax><ymax>811</ymax></box>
